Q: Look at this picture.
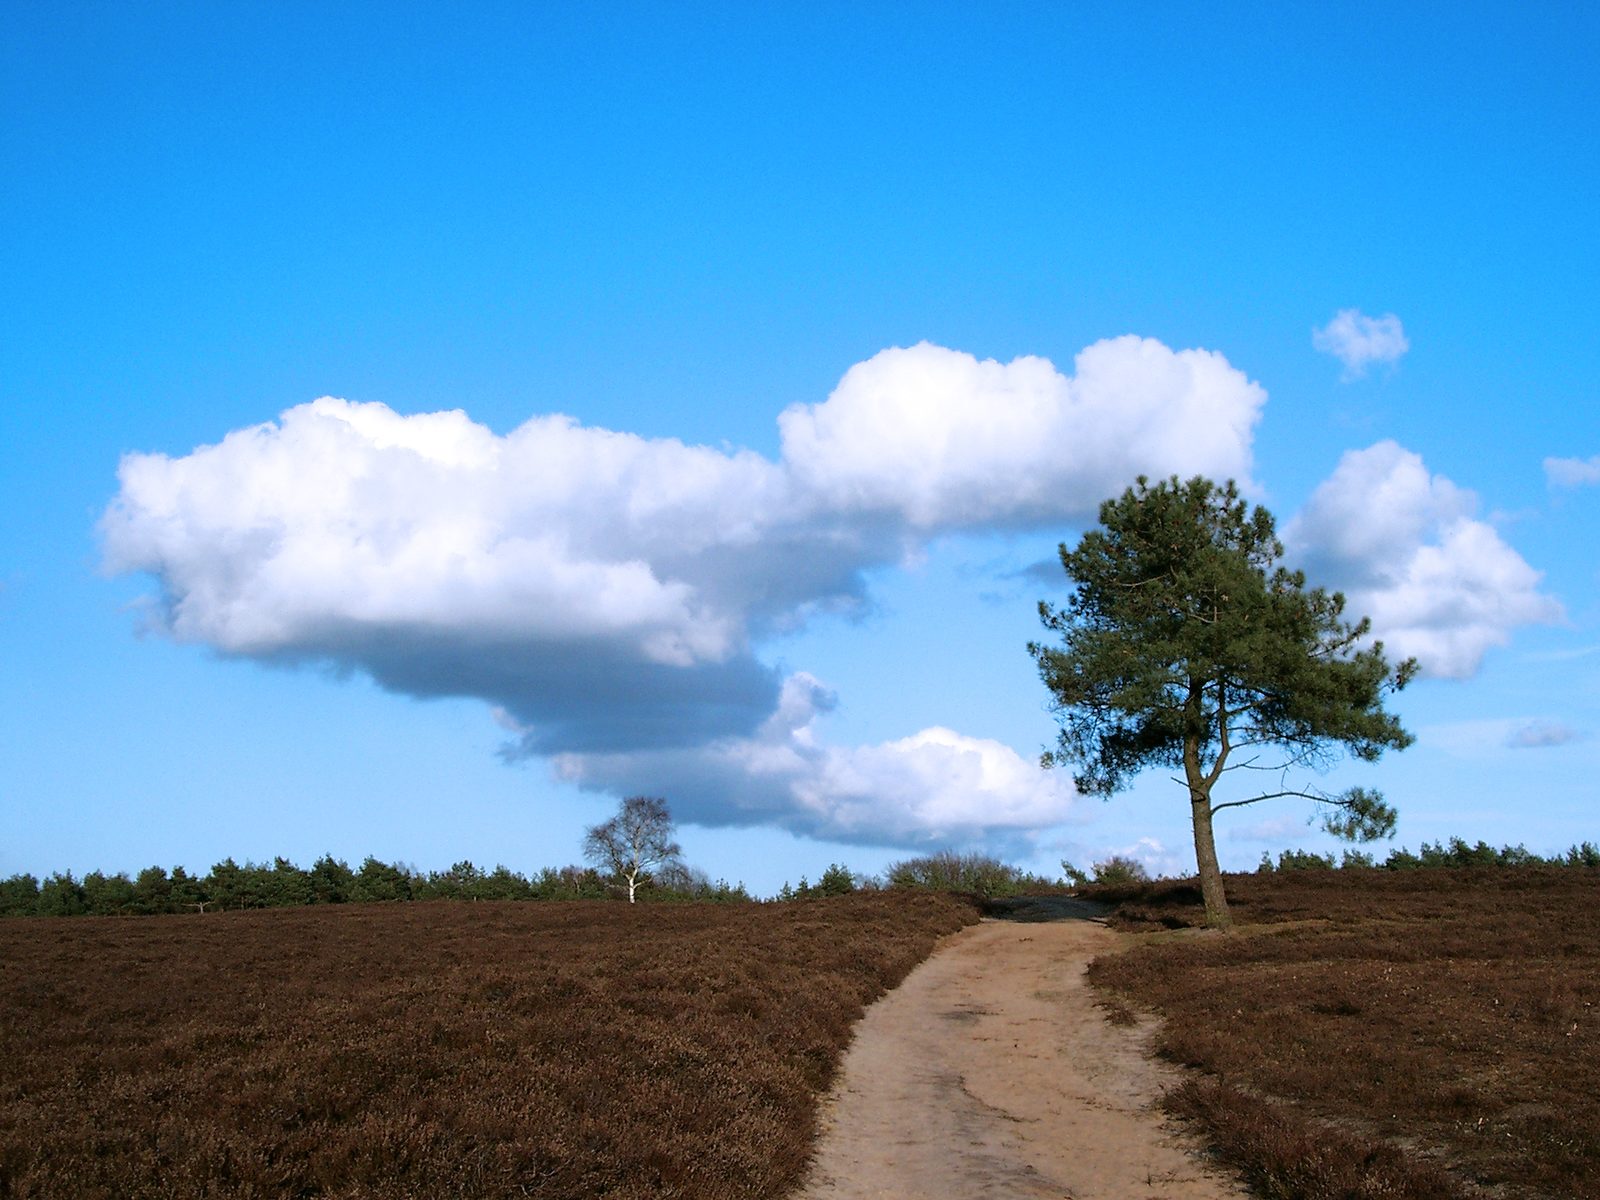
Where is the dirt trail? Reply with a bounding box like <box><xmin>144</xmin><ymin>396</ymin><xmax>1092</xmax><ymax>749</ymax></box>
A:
<box><xmin>796</xmin><ymin>899</ymin><xmax>1247</xmax><ymax>1200</ymax></box>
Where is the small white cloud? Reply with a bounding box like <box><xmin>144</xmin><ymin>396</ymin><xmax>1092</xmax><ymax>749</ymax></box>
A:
<box><xmin>1544</xmin><ymin>455</ymin><xmax>1600</xmax><ymax>488</ymax></box>
<box><xmin>1505</xmin><ymin>719</ymin><xmax>1584</xmax><ymax>750</ymax></box>
<box><xmin>1058</xmin><ymin>837</ymin><xmax>1187</xmax><ymax>880</ymax></box>
<box><xmin>1423</xmin><ymin>718</ymin><xmax>1522</xmax><ymax>758</ymax></box>
<box><xmin>1312</xmin><ymin>309</ymin><xmax>1410</xmax><ymax>378</ymax></box>
<box><xmin>1424</xmin><ymin>717</ymin><xmax>1583</xmax><ymax>758</ymax></box>
<box><xmin>1286</xmin><ymin>441</ymin><xmax>1561</xmax><ymax>678</ymax></box>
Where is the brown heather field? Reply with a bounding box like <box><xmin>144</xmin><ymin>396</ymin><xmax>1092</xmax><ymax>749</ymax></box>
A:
<box><xmin>1084</xmin><ymin>867</ymin><xmax>1600</xmax><ymax>1200</ymax></box>
<box><xmin>0</xmin><ymin>893</ymin><xmax>978</xmax><ymax>1199</ymax></box>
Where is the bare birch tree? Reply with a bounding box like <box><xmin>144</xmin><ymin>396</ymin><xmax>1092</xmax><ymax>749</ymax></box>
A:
<box><xmin>582</xmin><ymin>796</ymin><xmax>683</xmax><ymax>903</ymax></box>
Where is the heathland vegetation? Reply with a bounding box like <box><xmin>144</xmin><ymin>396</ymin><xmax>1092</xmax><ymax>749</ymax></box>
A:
<box><xmin>0</xmin><ymin>892</ymin><xmax>979</xmax><ymax>1199</ymax></box>
<box><xmin>1083</xmin><ymin>864</ymin><xmax>1600</xmax><ymax>1199</ymax></box>
<box><xmin>3</xmin><ymin>847</ymin><xmax>1596</xmax><ymax>1199</ymax></box>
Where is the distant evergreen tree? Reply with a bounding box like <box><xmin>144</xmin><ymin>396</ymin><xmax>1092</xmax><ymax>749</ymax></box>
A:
<box><xmin>205</xmin><ymin>858</ymin><xmax>247</xmax><ymax>910</ymax></box>
<box><xmin>169</xmin><ymin>865</ymin><xmax>205</xmax><ymax>911</ymax></box>
<box><xmin>815</xmin><ymin>863</ymin><xmax>857</xmax><ymax>896</ymax></box>
<box><xmin>132</xmin><ymin>866</ymin><xmax>173</xmax><ymax>914</ymax></box>
<box><xmin>36</xmin><ymin>872</ymin><xmax>86</xmax><ymax>916</ymax></box>
<box><xmin>307</xmin><ymin>854</ymin><xmax>355</xmax><ymax>904</ymax></box>
<box><xmin>0</xmin><ymin>873</ymin><xmax>40</xmax><ymax>916</ymax></box>
<box><xmin>352</xmin><ymin>856</ymin><xmax>413</xmax><ymax>902</ymax></box>
<box><xmin>81</xmin><ymin>870</ymin><xmax>136</xmax><ymax>915</ymax></box>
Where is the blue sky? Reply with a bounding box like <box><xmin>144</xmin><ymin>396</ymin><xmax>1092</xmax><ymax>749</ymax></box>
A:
<box><xmin>3</xmin><ymin>3</ymin><xmax>1597</xmax><ymax>895</ymax></box>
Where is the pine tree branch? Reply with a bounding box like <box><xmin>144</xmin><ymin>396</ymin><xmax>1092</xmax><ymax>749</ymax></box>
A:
<box><xmin>1209</xmin><ymin>788</ymin><xmax>1326</xmax><ymax>815</ymax></box>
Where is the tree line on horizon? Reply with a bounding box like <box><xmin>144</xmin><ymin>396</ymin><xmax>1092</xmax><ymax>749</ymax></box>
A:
<box><xmin>3</xmin><ymin>837</ymin><xmax>1595</xmax><ymax>919</ymax></box>
<box><xmin>1256</xmin><ymin>837</ymin><xmax>1600</xmax><ymax>874</ymax></box>
<box><xmin>0</xmin><ymin>854</ymin><xmax>754</xmax><ymax>918</ymax></box>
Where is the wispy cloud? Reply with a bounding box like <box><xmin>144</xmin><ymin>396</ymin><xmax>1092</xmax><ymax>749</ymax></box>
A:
<box><xmin>978</xmin><ymin>557</ymin><xmax>1072</xmax><ymax>605</ymax></box>
<box><xmin>1544</xmin><ymin>454</ymin><xmax>1600</xmax><ymax>488</ymax></box>
<box><xmin>1521</xmin><ymin>643</ymin><xmax>1600</xmax><ymax>664</ymax></box>
<box><xmin>1113</xmin><ymin>837</ymin><xmax>1188</xmax><ymax>879</ymax></box>
<box><xmin>1227</xmin><ymin>815</ymin><xmax>1306</xmax><ymax>843</ymax></box>
<box><xmin>1313</xmin><ymin>308</ymin><xmax>1410</xmax><ymax>378</ymax></box>
<box><xmin>1424</xmin><ymin>717</ymin><xmax>1584</xmax><ymax>758</ymax></box>
<box><xmin>1505</xmin><ymin>719</ymin><xmax>1584</xmax><ymax>750</ymax></box>
<box><xmin>1061</xmin><ymin>837</ymin><xmax>1187</xmax><ymax>878</ymax></box>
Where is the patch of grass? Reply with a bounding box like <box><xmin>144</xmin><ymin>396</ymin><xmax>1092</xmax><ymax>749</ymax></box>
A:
<box><xmin>1086</xmin><ymin>867</ymin><xmax>1600</xmax><ymax>1199</ymax></box>
<box><xmin>0</xmin><ymin>893</ymin><xmax>979</xmax><ymax>1199</ymax></box>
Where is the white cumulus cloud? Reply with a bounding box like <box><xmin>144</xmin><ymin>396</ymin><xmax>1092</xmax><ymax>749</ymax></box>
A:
<box><xmin>551</xmin><ymin>674</ymin><xmax>1076</xmax><ymax>846</ymax></box>
<box><xmin>1286</xmin><ymin>441</ymin><xmax>1561</xmax><ymax>678</ymax></box>
<box><xmin>1312</xmin><ymin>308</ymin><xmax>1410</xmax><ymax>378</ymax></box>
<box><xmin>101</xmin><ymin>337</ymin><xmax>1263</xmax><ymax>841</ymax></box>
<box><xmin>780</xmin><ymin>338</ymin><xmax>1263</xmax><ymax>528</ymax></box>
<box><xmin>1544</xmin><ymin>454</ymin><xmax>1600</xmax><ymax>488</ymax></box>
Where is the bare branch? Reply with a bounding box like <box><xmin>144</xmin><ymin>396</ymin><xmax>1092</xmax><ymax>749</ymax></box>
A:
<box><xmin>1210</xmin><ymin>788</ymin><xmax>1326</xmax><ymax>815</ymax></box>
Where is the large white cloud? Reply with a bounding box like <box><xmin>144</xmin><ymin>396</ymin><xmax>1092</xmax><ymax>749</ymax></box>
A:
<box><xmin>104</xmin><ymin>399</ymin><xmax>787</xmax><ymax>663</ymax></box>
<box><xmin>101</xmin><ymin>336</ymin><xmax>1264</xmax><ymax>777</ymax></box>
<box><xmin>1286</xmin><ymin>441</ymin><xmax>1561</xmax><ymax>678</ymax></box>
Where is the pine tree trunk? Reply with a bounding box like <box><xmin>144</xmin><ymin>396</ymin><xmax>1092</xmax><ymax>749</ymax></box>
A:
<box><xmin>1182</xmin><ymin>690</ymin><xmax>1234</xmax><ymax>932</ymax></box>
<box><xmin>1189</xmin><ymin>795</ymin><xmax>1232</xmax><ymax>930</ymax></box>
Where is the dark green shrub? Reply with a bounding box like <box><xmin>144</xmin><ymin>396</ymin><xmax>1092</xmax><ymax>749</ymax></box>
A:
<box><xmin>1091</xmin><ymin>855</ymin><xmax>1150</xmax><ymax>884</ymax></box>
<box><xmin>883</xmin><ymin>851</ymin><xmax>1045</xmax><ymax>898</ymax></box>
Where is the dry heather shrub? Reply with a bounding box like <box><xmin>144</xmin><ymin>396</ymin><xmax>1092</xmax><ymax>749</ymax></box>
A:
<box><xmin>1088</xmin><ymin>867</ymin><xmax>1600</xmax><ymax>1200</ymax></box>
<box><xmin>1165</xmin><ymin>1077</ymin><xmax>1466</xmax><ymax>1200</ymax></box>
<box><xmin>0</xmin><ymin>893</ymin><xmax>978</xmax><ymax>1199</ymax></box>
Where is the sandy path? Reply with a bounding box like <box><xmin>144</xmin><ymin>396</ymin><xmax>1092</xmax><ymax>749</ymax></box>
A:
<box><xmin>796</xmin><ymin>900</ymin><xmax>1247</xmax><ymax>1200</ymax></box>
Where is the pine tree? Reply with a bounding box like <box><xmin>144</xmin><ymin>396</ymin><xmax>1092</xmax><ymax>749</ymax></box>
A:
<box><xmin>1030</xmin><ymin>475</ymin><xmax>1415</xmax><ymax>928</ymax></box>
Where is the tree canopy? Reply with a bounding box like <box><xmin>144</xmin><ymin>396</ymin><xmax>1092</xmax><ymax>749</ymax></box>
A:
<box><xmin>1029</xmin><ymin>475</ymin><xmax>1416</xmax><ymax>928</ymax></box>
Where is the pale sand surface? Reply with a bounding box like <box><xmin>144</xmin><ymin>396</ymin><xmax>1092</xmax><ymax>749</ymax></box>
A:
<box><xmin>796</xmin><ymin>901</ymin><xmax>1248</xmax><ymax>1200</ymax></box>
